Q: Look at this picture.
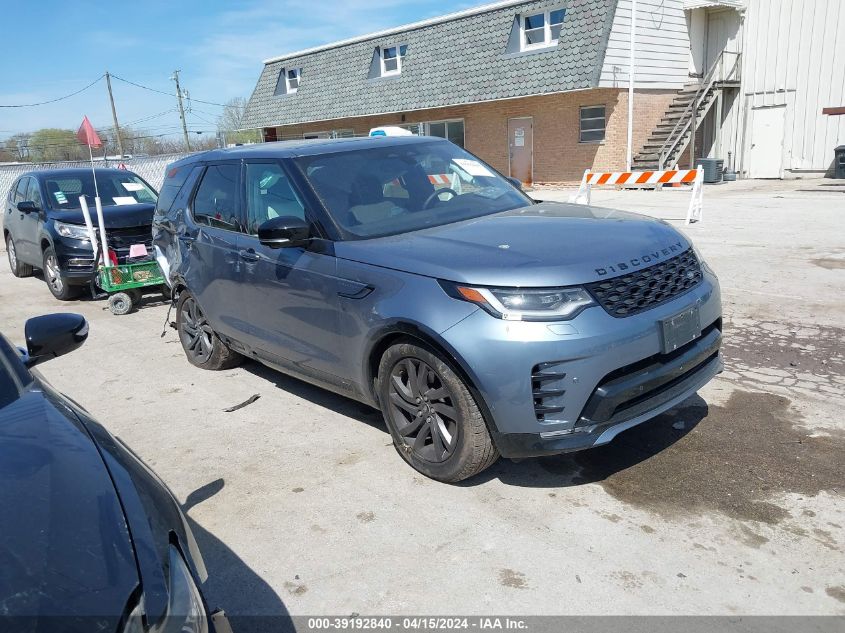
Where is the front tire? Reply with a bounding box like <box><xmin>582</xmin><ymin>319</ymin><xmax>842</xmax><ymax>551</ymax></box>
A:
<box><xmin>42</xmin><ymin>246</ymin><xmax>80</xmax><ymax>300</ymax></box>
<box><xmin>6</xmin><ymin>234</ymin><xmax>33</xmax><ymax>278</ymax></box>
<box><xmin>176</xmin><ymin>291</ymin><xmax>242</xmax><ymax>370</ymax></box>
<box><xmin>377</xmin><ymin>341</ymin><xmax>499</xmax><ymax>483</ymax></box>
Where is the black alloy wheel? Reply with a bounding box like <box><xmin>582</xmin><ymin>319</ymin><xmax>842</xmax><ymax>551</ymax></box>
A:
<box><xmin>378</xmin><ymin>341</ymin><xmax>499</xmax><ymax>482</ymax></box>
<box><xmin>387</xmin><ymin>357</ymin><xmax>460</xmax><ymax>463</ymax></box>
<box><xmin>175</xmin><ymin>291</ymin><xmax>242</xmax><ymax>370</ymax></box>
<box><xmin>179</xmin><ymin>295</ymin><xmax>215</xmax><ymax>363</ymax></box>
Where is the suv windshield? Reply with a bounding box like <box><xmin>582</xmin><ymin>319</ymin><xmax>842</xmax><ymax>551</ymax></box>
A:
<box><xmin>296</xmin><ymin>140</ymin><xmax>531</xmax><ymax>239</ymax></box>
<box><xmin>44</xmin><ymin>172</ymin><xmax>158</xmax><ymax>210</ymax></box>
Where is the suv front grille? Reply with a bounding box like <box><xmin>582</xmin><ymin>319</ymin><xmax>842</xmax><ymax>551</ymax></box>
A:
<box><xmin>585</xmin><ymin>248</ymin><xmax>703</xmax><ymax>318</ymax></box>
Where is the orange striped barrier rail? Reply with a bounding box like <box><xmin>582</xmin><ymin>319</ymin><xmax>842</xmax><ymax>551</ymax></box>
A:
<box><xmin>569</xmin><ymin>168</ymin><xmax>704</xmax><ymax>225</ymax></box>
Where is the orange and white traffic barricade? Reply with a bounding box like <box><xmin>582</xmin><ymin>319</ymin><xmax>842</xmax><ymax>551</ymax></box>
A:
<box><xmin>427</xmin><ymin>173</ymin><xmax>463</xmax><ymax>194</ymax></box>
<box><xmin>569</xmin><ymin>168</ymin><xmax>704</xmax><ymax>225</ymax></box>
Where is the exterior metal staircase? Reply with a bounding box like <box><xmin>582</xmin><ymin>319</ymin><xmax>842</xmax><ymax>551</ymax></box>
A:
<box><xmin>633</xmin><ymin>51</ymin><xmax>741</xmax><ymax>171</ymax></box>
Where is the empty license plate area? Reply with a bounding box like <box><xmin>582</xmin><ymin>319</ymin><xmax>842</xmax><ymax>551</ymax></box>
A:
<box><xmin>659</xmin><ymin>304</ymin><xmax>701</xmax><ymax>354</ymax></box>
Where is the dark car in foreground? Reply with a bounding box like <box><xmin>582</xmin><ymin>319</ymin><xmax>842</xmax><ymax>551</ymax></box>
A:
<box><xmin>153</xmin><ymin>136</ymin><xmax>722</xmax><ymax>483</ymax></box>
<box><xmin>0</xmin><ymin>313</ymin><xmax>230</xmax><ymax>632</ymax></box>
<box><xmin>4</xmin><ymin>168</ymin><xmax>158</xmax><ymax>300</ymax></box>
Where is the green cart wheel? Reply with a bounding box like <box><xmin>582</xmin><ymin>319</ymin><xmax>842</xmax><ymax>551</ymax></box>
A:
<box><xmin>108</xmin><ymin>292</ymin><xmax>133</xmax><ymax>316</ymax></box>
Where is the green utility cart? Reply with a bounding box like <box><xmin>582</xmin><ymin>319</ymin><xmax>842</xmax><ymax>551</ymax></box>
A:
<box><xmin>97</xmin><ymin>259</ymin><xmax>166</xmax><ymax>315</ymax></box>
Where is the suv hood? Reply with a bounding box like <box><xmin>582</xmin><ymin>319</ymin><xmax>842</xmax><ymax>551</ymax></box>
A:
<box><xmin>0</xmin><ymin>384</ymin><xmax>138</xmax><ymax>623</ymax></box>
<box><xmin>49</xmin><ymin>203</ymin><xmax>155</xmax><ymax>229</ymax></box>
<box><xmin>335</xmin><ymin>202</ymin><xmax>691</xmax><ymax>287</ymax></box>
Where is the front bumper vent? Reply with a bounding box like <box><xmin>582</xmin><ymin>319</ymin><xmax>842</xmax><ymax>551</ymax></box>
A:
<box><xmin>532</xmin><ymin>362</ymin><xmax>566</xmax><ymax>422</ymax></box>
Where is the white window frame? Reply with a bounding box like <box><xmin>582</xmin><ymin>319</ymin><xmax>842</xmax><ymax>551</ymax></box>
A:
<box><xmin>520</xmin><ymin>8</ymin><xmax>565</xmax><ymax>51</ymax></box>
<box><xmin>285</xmin><ymin>68</ymin><xmax>300</xmax><ymax>93</ymax></box>
<box><xmin>579</xmin><ymin>105</ymin><xmax>606</xmax><ymax>144</ymax></box>
<box><xmin>380</xmin><ymin>44</ymin><xmax>407</xmax><ymax>77</ymax></box>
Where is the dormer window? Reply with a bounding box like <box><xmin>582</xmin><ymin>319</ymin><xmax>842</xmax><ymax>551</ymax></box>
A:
<box><xmin>274</xmin><ymin>67</ymin><xmax>301</xmax><ymax>96</ymax></box>
<box><xmin>521</xmin><ymin>8</ymin><xmax>565</xmax><ymax>50</ymax></box>
<box><xmin>380</xmin><ymin>44</ymin><xmax>407</xmax><ymax>76</ymax></box>
<box><xmin>286</xmin><ymin>68</ymin><xmax>300</xmax><ymax>93</ymax></box>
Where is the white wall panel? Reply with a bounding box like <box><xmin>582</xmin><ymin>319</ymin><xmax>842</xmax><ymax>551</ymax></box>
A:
<box><xmin>599</xmin><ymin>0</ymin><xmax>692</xmax><ymax>88</ymax></box>
<box><xmin>740</xmin><ymin>0</ymin><xmax>845</xmax><ymax>174</ymax></box>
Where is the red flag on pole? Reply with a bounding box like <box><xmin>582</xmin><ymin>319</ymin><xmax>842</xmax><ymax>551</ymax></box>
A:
<box><xmin>76</xmin><ymin>116</ymin><xmax>102</xmax><ymax>147</ymax></box>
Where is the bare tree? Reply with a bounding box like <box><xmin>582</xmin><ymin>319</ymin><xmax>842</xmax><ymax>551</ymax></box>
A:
<box><xmin>4</xmin><ymin>133</ymin><xmax>32</xmax><ymax>162</ymax></box>
<box><xmin>217</xmin><ymin>98</ymin><xmax>261</xmax><ymax>145</ymax></box>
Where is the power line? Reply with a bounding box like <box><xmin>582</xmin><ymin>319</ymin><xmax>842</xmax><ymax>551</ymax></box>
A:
<box><xmin>189</xmin><ymin>111</ymin><xmax>217</xmax><ymax>125</ymax></box>
<box><xmin>16</xmin><ymin>130</ymin><xmax>215</xmax><ymax>152</ymax></box>
<box><xmin>0</xmin><ymin>75</ymin><xmax>104</xmax><ymax>108</ymax></box>
<box><xmin>110</xmin><ymin>73</ymin><xmax>229</xmax><ymax>107</ymax></box>
<box><xmin>99</xmin><ymin>108</ymin><xmax>177</xmax><ymax>130</ymax></box>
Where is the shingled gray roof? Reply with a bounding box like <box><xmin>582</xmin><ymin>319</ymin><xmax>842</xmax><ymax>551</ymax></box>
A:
<box><xmin>242</xmin><ymin>0</ymin><xmax>617</xmax><ymax>129</ymax></box>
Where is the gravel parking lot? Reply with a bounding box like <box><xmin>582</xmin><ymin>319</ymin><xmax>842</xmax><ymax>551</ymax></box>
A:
<box><xmin>1</xmin><ymin>178</ymin><xmax>843</xmax><ymax>620</ymax></box>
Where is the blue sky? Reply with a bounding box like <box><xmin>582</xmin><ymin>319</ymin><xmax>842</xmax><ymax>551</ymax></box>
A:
<box><xmin>0</xmin><ymin>0</ymin><xmax>471</xmax><ymax>139</ymax></box>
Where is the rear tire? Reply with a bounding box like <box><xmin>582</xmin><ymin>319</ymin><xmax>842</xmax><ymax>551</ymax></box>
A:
<box><xmin>6</xmin><ymin>234</ymin><xmax>33</xmax><ymax>278</ymax></box>
<box><xmin>176</xmin><ymin>291</ymin><xmax>242</xmax><ymax>370</ymax></box>
<box><xmin>377</xmin><ymin>341</ymin><xmax>499</xmax><ymax>483</ymax></box>
<box><xmin>42</xmin><ymin>246</ymin><xmax>81</xmax><ymax>301</ymax></box>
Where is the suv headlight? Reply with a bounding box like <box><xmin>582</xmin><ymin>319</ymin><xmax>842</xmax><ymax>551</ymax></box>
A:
<box><xmin>440</xmin><ymin>281</ymin><xmax>595</xmax><ymax>321</ymax></box>
<box><xmin>121</xmin><ymin>545</ymin><xmax>209</xmax><ymax>633</ymax></box>
<box><xmin>164</xmin><ymin>545</ymin><xmax>209</xmax><ymax>633</ymax></box>
<box><xmin>55</xmin><ymin>221</ymin><xmax>93</xmax><ymax>241</ymax></box>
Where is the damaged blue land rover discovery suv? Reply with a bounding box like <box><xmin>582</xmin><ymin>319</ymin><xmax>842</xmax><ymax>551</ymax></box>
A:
<box><xmin>152</xmin><ymin>136</ymin><xmax>722</xmax><ymax>482</ymax></box>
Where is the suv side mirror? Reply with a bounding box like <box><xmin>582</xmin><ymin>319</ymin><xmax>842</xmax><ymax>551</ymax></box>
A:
<box><xmin>17</xmin><ymin>201</ymin><xmax>39</xmax><ymax>214</ymax></box>
<box><xmin>258</xmin><ymin>216</ymin><xmax>310</xmax><ymax>248</ymax></box>
<box><xmin>24</xmin><ymin>313</ymin><xmax>89</xmax><ymax>367</ymax></box>
<box><xmin>506</xmin><ymin>177</ymin><xmax>523</xmax><ymax>190</ymax></box>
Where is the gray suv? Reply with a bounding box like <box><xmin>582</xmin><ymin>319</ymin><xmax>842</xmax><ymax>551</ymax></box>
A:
<box><xmin>152</xmin><ymin>136</ymin><xmax>722</xmax><ymax>482</ymax></box>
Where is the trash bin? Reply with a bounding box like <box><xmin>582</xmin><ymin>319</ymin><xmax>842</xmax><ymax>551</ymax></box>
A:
<box><xmin>696</xmin><ymin>158</ymin><xmax>725</xmax><ymax>183</ymax></box>
<box><xmin>835</xmin><ymin>145</ymin><xmax>845</xmax><ymax>179</ymax></box>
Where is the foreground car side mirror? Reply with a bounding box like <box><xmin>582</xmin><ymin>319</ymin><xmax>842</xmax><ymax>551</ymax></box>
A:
<box><xmin>24</xmin><ymin>313</ymin><xmax>89</xmax><ymax>367</ymax></box>
<box><xmin>507</xmin><ymin>177</ymin><xmax>523</xmax><ymax>190</ymax></box>
<box><xmin>258</xmin><ymin>216</ymin><xmax>310</xmax><ymax>248</ymax></box>
<box><xmin>17</xmin><ymin>201</ymin><xmax>39</xmax><ymax>214</ymax></box>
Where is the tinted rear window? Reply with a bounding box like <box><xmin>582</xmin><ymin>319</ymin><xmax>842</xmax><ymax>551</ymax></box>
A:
<box><xmin>155</xmin><ymin>163</ymin><xmax>195</xmax><ymax>216</ymax></box>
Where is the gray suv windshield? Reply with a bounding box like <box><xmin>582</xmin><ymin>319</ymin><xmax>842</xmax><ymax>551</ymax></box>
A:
<box><xmin>295</xmin><ymin>140</ymin><xmax>531</xmax><ymax>239</ymax></box>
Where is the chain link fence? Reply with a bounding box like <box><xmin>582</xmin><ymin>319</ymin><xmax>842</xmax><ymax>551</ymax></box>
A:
<box><xmin>0</xmin><ymin>153</ymin><xmax>192</xmax><ymax>200</ymax></box>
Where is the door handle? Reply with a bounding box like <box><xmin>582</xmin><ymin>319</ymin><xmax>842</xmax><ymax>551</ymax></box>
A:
<box><xmin>178</xmin><ymin>235</ymin><xmax>196</xmax><ymax>245</ymax></box>
<box><xmin>239</xmin><ymin>249</ymin><xmax>260</xmax><ymax>262</ymax></box>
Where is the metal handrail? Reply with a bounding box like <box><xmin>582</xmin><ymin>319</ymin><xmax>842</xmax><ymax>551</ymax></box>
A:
<box><xmin>657</xmin><ymin>51</ymin><xmax>742</xmax><ymax>170</ymax></box>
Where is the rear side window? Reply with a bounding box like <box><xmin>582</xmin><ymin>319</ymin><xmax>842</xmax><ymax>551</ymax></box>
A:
<box><xmin>191</xmin><ymin>164</ymin><xmax>242</xmax><ymax>232</ymax></box>
<box><xmin>156</xmin><ymin>164</ymin><xmax>194</xmax><ymax>216</ymax></box>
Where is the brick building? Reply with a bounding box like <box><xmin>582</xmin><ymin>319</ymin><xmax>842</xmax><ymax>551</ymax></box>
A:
<box><xmin>241</xmin><ymin>0</ymin><xmax>697</xmax><ymax>184</ymax></box>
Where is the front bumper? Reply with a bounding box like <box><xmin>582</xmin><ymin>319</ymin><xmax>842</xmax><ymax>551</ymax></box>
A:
<box><xmin>53</xmin><ymin>239</ymin><xmax>98</xmax><ymax>283</ymax></box>
<box><xmin>439</xmin><ymin>272</ymin><xmax>722</xmax><ymax>458</ymax></box>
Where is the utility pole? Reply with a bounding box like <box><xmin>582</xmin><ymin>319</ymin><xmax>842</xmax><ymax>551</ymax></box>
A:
<box><xmin>105</xmin><ymin>72</ymin><xmax>124</xmax><ymax>158</ymax></box>
<box><xmin>171</xmin><ymin>70</ymin><xmax>191</xmax><ymax>151</ymax></box>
